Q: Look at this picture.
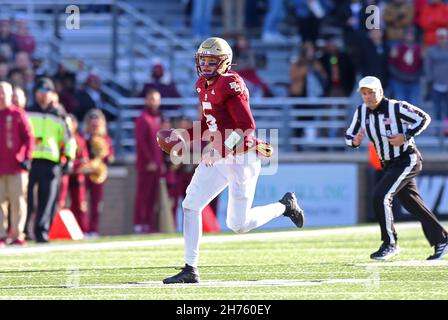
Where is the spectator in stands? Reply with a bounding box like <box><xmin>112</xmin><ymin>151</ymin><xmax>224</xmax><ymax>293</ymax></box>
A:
<box><xmin>261</xmin><ymin>0</ymin><xmax>286</xmax><ymax>42</ymax></box>
<box><xmin>424</xmin><ymin>28</ymin><xmax>448</xmax><ymax>122</ymax></box>
<box><xmin>66</xmin><ymin>114</ymin><xmax>90</xmax><ymax>233</ymax></box>
<box><xmin>289</xmin><ymin>42</ymin><xmax>328</xmax><ymax>142</ymax></box>
<box><xmin>245</xmin><ymin>0</ymin><xmax>266</xmax><ymax>33</ymax></box>
<box><xmin>289</xmin><ymin>41</ymin><xmax>327</xmax><ymax>98</ymax></box>
<box><xmin>418</xmin><ymin>0</ymin><xmax>448</xmax><ymax>47</ymax></box>
<box><xmin>53</xmin><ymin>64</ymin><xmax>78</xmax><ymax>114</ymax></box>
<box><xmin>222</xmin><ymin>0</ymin><xmax>246</xmax><ymax>38</ymax></box>
<box><xmin>319</xmin><ymin>35</ymin><xmax>356</xmax><ymax>140</ymax></box>
<box><xmin>160</xmin><ymin>117</ymin><xmax>180</xmax><ymax>225</ymax></box>
<box><xmin>319</xmin><ymin>35</ymin><xmax>356</xmax><ymax>97</ymax></box>
<box><xmin>358</xmin><ymin>29</ymin><xmax>390</xmax><ymax>90</ymax></box>
<box><xmin>0</xmin><ymin>17</ymin><xmax>18</xmax><ymax>63</ymax></box>
<box><xmin>134</xmin><ymin>89</ymin><xmax>165</xmax><ymax>234</ymax></box>
<box><xmin>293</xmin><ymin>0</ymin><xmax>334</xmax><ymax>44</ymax></box>
<box><xmin>233</xmin><ymin>34</ymin><xmax>273</xmax><ymax>97</ymax></box>
<box><xmin>13</xmin><ymin>14</ymin><xmax>36</xmax><ymax>57</ymax></box>
<box><xmin>30</xmin><ymin>52</ymin><xmax>47</xmax><ymax>78</ymax></box>
<box><xmin>388</xmin><ymin>27</ymin><xmax>423</xmax><ymax>105</ymax></box>
<box><xmin>12</xmin><ymin>85</ymin><xmax>26</xmax><ymax>110</ymax></box>
<box><xmin>57</xmin><ymin>112</ymin><xmax>73</xmax><ymax>212</ymax></box>
<box><xmin>8</xmin><ymin>67</ymin><xmax>25</xmax><ymax>88</ymax></box>
<box><xmin>139</xmin><ymin>61</ymin><xmax>182</xmax><ymax>111</ymax></box>
<box><xmin>22</xmin><ymin>67</ymin><xmax>35</xmax><ymax>107</ymax></box>
<box><xmin>14</xmin><ymin>51</ymin><xmax>31</xmax><ymax>72</ymax></box>
<box><xmin>191</xmin><ymin>0</ymin><xmax>216</xmax><ymax>39</ymax></box>
<box><xmin>0</xmin><ymin>62</ymin><xmax>9</xmax><ymax>81</ymax></box>
<box><xmin>75</xmin><ymin>73</ymin><xmax>108</xmax><ymax>122</ymax></box>
<box><xmin>413</xmin><ymin>0</ymin><xmax>427</xmax><ymax>42</ymax></box>
<box><xmin>383</xmin><ymin>0</ymin><xmax>414</xmax><ymax>46</ymax></box>
<box><xmin>83</xmin><ymin>109</ymin><xmax>114</xmax><ymax>237</ymax></box>
<box><xmin>0</xmin><ymin>81</ymin><xmax>34</xmax><ymax>246</ymax></box>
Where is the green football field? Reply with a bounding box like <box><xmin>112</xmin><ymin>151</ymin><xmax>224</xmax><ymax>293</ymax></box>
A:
<box><xmin>1</xmin><ymin>222</ymin><xmax>447</xmax><ymax>300</ymax></box>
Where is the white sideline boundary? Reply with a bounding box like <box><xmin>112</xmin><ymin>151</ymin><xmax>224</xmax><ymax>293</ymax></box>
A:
<box><xmin>0</xmin><ymin>222</ymin><xmax>422</xmax><ymax>256</ymax></box>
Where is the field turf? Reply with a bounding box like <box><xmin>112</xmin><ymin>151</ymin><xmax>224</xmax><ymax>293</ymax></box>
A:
<box><xmin>0</xmin><ymin>222</ymin><xmax>447</xmax><ymax>300</ymax></box>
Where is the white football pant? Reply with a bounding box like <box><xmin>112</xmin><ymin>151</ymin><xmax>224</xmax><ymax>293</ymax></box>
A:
<box><xmin>182</xmin><ymin>152</ymin><xmax>286</xmax><ymax>267</ymax></box>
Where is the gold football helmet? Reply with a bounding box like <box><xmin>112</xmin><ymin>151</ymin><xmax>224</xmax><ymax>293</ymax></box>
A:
<box><xmin>195</xmin><ymin>37</ymin><xmax>233</xmax><ymax>79</ymax></box>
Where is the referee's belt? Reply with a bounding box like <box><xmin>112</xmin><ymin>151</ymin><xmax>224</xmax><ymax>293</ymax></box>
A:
<box><xmin>381</xmin><ymin>147</ymin><xmax>416</xmax><ymax>167</ymax></box>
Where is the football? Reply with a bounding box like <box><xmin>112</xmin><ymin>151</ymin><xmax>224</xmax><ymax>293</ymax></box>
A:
<box><xmin>156</xmin><ymin>129</ymin><xmax>185</xmax><ymax>156</ymax></box>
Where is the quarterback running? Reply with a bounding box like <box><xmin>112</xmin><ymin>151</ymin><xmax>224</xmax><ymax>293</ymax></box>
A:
<box><xmin>161</xmin><ymin>37</ymin><xmax>305</xmax><ymax>284</ymax></box>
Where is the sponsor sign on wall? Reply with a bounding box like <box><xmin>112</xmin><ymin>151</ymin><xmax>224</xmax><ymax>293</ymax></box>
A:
<box><xmin>399</xmin><ymin>172</ymin><xmax>448</xmax><ymax>219</ymax></box>
<box><xmin>216</xmin><ymin>163</ymin><xmax>359</xmax><ymax>230</ymax></box>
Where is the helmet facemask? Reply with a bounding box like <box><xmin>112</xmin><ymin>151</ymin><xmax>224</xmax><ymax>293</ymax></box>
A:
<box><xmin>195</xmin><ymin>37</ymin><xmax>233</xmax><ymax>80</ymax></box>
<box><xmin>195</xmin><ymin>53</ymin><xmax>230</xmax><ymax>79</ymax></box>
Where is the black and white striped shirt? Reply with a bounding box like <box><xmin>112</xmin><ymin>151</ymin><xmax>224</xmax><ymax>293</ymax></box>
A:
<box><xmin>345</xmin><ymin>97</ymin><xmax>431</xmax><ymax>162</ymax></box>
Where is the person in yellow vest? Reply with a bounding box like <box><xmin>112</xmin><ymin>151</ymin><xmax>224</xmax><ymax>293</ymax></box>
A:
<box><xmin>25</xmin><ymin>78</ymin><xmax>76</xmax><ymax>243</ymax></box>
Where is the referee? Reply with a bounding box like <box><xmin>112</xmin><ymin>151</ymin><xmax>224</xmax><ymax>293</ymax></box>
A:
<box><xmin>345</xmin><ymin>76</ymin><xmax>448</xmax><ymax>260</ymax></box>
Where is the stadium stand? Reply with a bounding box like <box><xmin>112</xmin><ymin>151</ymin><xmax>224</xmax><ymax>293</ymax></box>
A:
<box><xmin>0</xmin><ymin>0</ymin><xmax>446</xmax><ymax>161</ymax></box>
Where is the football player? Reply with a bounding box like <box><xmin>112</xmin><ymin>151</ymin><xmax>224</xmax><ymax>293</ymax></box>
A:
<box><xmin>162</xmin><ymin>37</ymin><xmax>305</xmax><ymax>284</ymax></box>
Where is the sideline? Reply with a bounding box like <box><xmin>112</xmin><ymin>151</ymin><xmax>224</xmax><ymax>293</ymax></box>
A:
<box><xmin>0</xmin><ymin>222</ymin><xmax>421</xmax><ymax>256</ymax></box>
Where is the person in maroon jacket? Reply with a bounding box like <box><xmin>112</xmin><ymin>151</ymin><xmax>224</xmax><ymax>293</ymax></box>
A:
<box><xmin>134</xmin><ymin>89</ymin><xmax>165</xmax><ymax>233</ymax></box>
<box><xmin>83</xmin><ymin>109</ymin><xmax>114</xmax><ymax>237</ymax></box>
<box><xmin>162</xmin><ymin>37</ymin><xmax>305</xmax><ymax>284</ymax></box>
<box><xmin>0</xmin><ymin>81</ymin><xmax>34</xmax><ymax>246</ymax></box>
<box><xmin>59</xmin><ymin>114</ymin><xmax>90</xmax><ymax>233</ymax></box>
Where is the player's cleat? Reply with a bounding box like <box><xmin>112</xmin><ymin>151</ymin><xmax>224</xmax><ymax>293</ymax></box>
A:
<box><xmin>163</xmin><ymin>264</ymin><xmax>200</xmax><ymax>284</ymax></box>
<box><xmin>370</xmin><ymin>243</ymin><xmax>400</xmax><ymax>260</ymax></box>
<box><xmin>427</xmin><ymin>237</ymin><xmax>448</xmax><ymax>260</ymax></box>
<box><xmin>279</xmin><ymin>192</ymin><xmax>304</xmax><ymax>228</ymax></box>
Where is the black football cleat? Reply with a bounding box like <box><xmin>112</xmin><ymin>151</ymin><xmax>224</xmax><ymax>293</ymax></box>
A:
<box><xmin>279</xmin><ymin>192</ymin><xmax>305</xmax><ymax>228</ymax></box>
<box><xmin>427</xmin><ymin>237</ymin><xmax>448</xmax><ymax>260</ymax></box>
<box><xmin>370</xmin><ymin>243</ymin><xmax>400</xmax><ymax>260</ymax></box>
<box><xmin>163</xmin><ymin>264</ymin><xmax>200</xmax><ymax>284</ymax></box>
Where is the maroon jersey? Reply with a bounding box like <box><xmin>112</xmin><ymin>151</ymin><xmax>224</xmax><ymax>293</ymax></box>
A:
<box><xmin>188</xmin><ymin>71</ymin><xmax>256</xmax><ymax>157</ymax></box>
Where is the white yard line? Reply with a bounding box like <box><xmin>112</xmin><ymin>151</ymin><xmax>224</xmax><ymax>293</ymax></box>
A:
<box><xmin>0</xmin><ymin>222</ymin><xmax>422</xmax><ymax>256</ymax></box>
<box><xmin>356</xmin><ymin>261</ymin><xmax>448</xmax><ymax>267</ymax></box>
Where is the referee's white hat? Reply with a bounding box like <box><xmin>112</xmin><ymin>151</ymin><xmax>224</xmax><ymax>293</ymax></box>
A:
<box><xmin>357</xmin><ymin>76</ymin><xmax>382</xmax><ymax>91</ymax></box>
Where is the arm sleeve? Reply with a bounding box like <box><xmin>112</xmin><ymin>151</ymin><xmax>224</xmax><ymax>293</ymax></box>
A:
<box><xmin>345</xmin><ymin>106</ymin><xmax>362</xmax><ymax>148</ymax></box>
<box><xmin>61</xmin><ymin>117</ymin><xmax>76</xmax><ymax>160</ymax></box>
<box><xmin>135</xmin><ymin>117</ymin><xmax>151</xmax><ymax>164</ymax></box>
<box><xmin>398</xmin><ymin>101</ymin><xmax>431</xmax><ymax>139</ymax></box>
<box><xmin>18</xmin><ymin>111</ymin><xmax>34</xmax><ymax>161</ymax></box>
<box><xmin>222</xmin><ymin>94</ymin><xmax>256</xmax><ymax>156</ymax></box>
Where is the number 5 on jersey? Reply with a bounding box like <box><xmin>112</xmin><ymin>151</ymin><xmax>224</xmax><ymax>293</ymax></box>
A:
<box><xmin>202</xmin><ymin>101</ymin><xmax>218</xmax><ymax>132</ymax></box>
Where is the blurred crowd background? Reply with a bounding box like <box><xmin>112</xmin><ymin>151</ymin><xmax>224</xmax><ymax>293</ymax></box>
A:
<box><xmin>1</xmin><ymin>0</ymin><xmax>448</xmax><ymax>244</ymax></box>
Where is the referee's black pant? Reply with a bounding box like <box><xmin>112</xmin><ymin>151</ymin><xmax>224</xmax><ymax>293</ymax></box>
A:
<box><xmin>373</xmin><ymin>149</ymin><xmax>447</xmax><ymax>247</ymax></box>
<box><xmin>25</xmin><ymin>159</ymin><xmax>62</xmax><ymax>242</ymax></box>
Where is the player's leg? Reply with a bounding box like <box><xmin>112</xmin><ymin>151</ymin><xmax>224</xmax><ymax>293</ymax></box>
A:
<box><xmin>225</xmin><ymin>160</ymin><xmax>301</xmax><ymax>233</ymax></box>
<box><xmin>163</xmin><ymin>162</ymin><xmax>228</xmax><ymax>284</ymax></box>
<box><xmin>397</xmin><ymin>178</ymin><xmax>448</xmax><ymax>260</ymax></box>
<box><xmin>182</xmin><ymin>162</ymin><xmax>228</xmax><ymax>266</ymax></box>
